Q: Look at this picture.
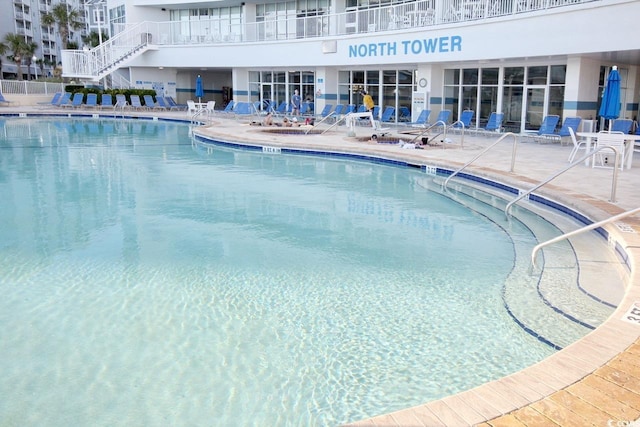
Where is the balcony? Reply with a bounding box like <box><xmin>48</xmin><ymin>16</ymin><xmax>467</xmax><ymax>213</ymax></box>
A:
<box><xmin>143</xmin><ymin>0</ymin><xmax>601</xmax><ymax>45</ymax></box>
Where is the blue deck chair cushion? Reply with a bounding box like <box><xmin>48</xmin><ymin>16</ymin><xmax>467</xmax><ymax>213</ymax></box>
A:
<box><xmin>143</xmin><ymin>95</ymin><xmax>156</xmax><ymax>109</ymax></box>
<box><xmin>65</xmin><ymin>93</ymin><xmax>84</xmax><ymax>108</ymax></box>
<box><xmin>380</xmin><ymin>106</ymin><xmax>395</xmax><ymax>122</ymax></box>
<box><xmin>556</xmin><ymin>117</ymin><xmax>582</xmax><ymax>137</ymax></box>
<box><xmin>611</xmin><ymin>119</ymin><xmax>633</xmax><ymax>134</ymax></box>
<box><xmin>453</xmin><ymin>110</ymin><xmax>474</xmax><ymax>128</ymax></box>
<box><xmin>130</xmin><ymin>95</ymin><xmax>144</xmax><ymax>110</ymax></box>
<box><xmin>482</xmin><ymin>112</ymin><xmax>504</xmax><ymax>133</ymax></box>
<box><xmin>100</xmin><ymin>94</ymin><xmax>113</xmax><ymax>109</ymax></box>
<box><xmin>430</xmin><ymin>110</ymin><xmax>451</xmax><ymax>125</ymax></box>
<box><xmin>85</xmin><ymin>93</ymin><xmax>98</xmax><ymax>108</ymax></box>
<box><xmin>408</xmin><ymin>109</ymin><xmax>431</xmax><ymax>126</ymax></box>
<box><xmin>317</xmin><ymin>104</ymin><xmax>333</xmax><ymax>118</ymax></box>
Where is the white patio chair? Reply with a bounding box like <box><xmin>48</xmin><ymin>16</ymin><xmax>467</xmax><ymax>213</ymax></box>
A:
<box><xmin>567</xmin><ymin>127</ymin><xmax>587</xmax><ymax>163</ymax></box>
<box><xmin>592</xmin><ymin>131</ymin><xmax>626</xmax><ymax>171</ymax></box>
<box><xmin>205</xmin><ymin>101</ymin><xmax>216</xmax><ymax>116</ymax></box>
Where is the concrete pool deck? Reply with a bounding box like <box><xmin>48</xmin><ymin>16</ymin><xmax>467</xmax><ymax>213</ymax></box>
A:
<box><xmin>3</xmin><ymin>106</ymin><xmax>640</xmax><ymax>426</ymax></box>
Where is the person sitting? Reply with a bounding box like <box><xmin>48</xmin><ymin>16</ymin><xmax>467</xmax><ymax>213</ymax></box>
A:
<box><xmin>263</xmin><ymin>112</ymin><xmax>274</xmax><ymax>126</ymax></box>
<box><xmin>291</xmin><ymin>117</ymin><xmax>300</xmax><ymax>127</ymax></box>
<box><xmin>283</xmin><ymin>117</ymin><xmax>292</xmax><ymax>127</ymax></box>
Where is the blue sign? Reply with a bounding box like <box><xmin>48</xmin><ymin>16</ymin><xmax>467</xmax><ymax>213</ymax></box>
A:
<box><xmin>349</xmin><ymin>35</ymin><xmax>462</xmax><ymax>58</ymax></box>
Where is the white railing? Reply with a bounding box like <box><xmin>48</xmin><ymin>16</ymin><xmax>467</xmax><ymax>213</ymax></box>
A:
<box><xmin>0</xmin><ymin>80</ymin><xmax>64</xmax><ymax>95</ymax></box>
<box><xmin>108</xmin><ymin>0</ymin><xmax>599</xmax><ymax>46</ymax></box>
<box><xmin>61</xmin><ymin>0</ymin><xmax>600</xmax><ymax>79</ymax></box>
<box><xmin>62</xmin><ymin>21</ymin><xmax>158</xmax><ymax>79</ymax></box>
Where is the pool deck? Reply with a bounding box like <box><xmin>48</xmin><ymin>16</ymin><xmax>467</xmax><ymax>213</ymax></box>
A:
<box><xmin>4</xmin><ymin>106</ymin><xmax>640</xmax><ymax>426</ymax></box>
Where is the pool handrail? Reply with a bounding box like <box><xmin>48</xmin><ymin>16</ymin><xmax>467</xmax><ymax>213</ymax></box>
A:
<box><xmin>505</xmin><ymin>145</ymin><xmax>621</xmax><ymax>217</ymax></box>
<box><xmin>443</xmin><ymin>132</ymin><xmax>518</xmax><ymax>191</ymax></box>
<box><xmin>531</xmin><ymin>206</ymin><xmax>640</xmax><ymax>268</ymax></box>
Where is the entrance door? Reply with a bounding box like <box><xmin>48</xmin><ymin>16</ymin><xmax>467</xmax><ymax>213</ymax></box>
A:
<box><xmin>524</xmin><ymin>87</ymin><xmax>546</xmax><ymax>131</ymax></box>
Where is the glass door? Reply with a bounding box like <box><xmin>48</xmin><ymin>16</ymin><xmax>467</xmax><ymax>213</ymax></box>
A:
<box><xmin>525</xmin><ymin>87</ymin><xmax>546</xmax><ymax>130</ymax></box>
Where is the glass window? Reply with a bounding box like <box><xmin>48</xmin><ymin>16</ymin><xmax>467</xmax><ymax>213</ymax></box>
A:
<box><xmin>550</xmin><ymin>65</ymin><xmax>566</xmax><ymax>85</ymax></box>
<box><xmin>481</xmin><ymin>68</ymin><xmax>498</xmax><ymax>85</ymax></box>
<box><xmin>444</xmin><ymin>69</ymin><xmax>459</xmax><ymax>85</ymax></box>
<box><xmin>503</xmin><ymin>67</ymin><xmax>524</xmax><ymax>85</ymax></box>
<box><xmin>527</xmin><ymin>66</ymin><xmax>547</xmax><ymax>85</ymax></box>
<box><xmin>462</xmin><ymin>69</ymin><xmax>478</xmax><ymax>85</ymax></box>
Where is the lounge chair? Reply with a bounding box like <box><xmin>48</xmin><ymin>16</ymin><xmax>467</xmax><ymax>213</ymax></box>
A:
<box><xmin>475</xmin><ymin>112</ymin><xmax>504</xmax><ymax>136</ymax></box>
<box><xmin>143</xmin><ymin>95</ymin><xmax>157</xmax><ymax>110</ymax></box>
<box><xmin>155</xmin><ymin>96</ymin><xmax>170</xmax><ymax>110</ymax></box>
<box><xmin>100</xmin><ymin>94</ymin><xmax>113</xmax><ymax>109</ymax></box>
<box><xmin>130</xmin><ymin>95</ymin><xmax>145</xmax><ymax>110</ymax></box>
<box><xmin>115</xmin><ymin>94</ymin><xmax>128</xmax><ymax>109</ymax></box>
<box><xmin>316</xmin><ymin>104</ymin><xmax>333</xmax><ymax>119</ymax></box>
<box><xmin>37</xmin><ymin>92</ymin><xmax>62</xmax><ymax>107</ymax></box>
<box><xmin>611</xmin><ymin>119</ymin><xmax>633</xmax><ymax>134</ymax></box>
<box><xmin>452</xmin><ymin>110</ymin><xmax>474</xmax><ymax>130</ymax></box>
<box><xmin>551</xmin><ymin>116</ymin><xmax>582</xmax><ymax>144</ymax></box>
<box><xmin>57</xmin><ymin>92</ymin><xmax>72</xmax><ymax>107</ymax></box>
<box><xmin>166</xmin><ymin>96</ymin><xmax>186</xmax><ymax>111</ymax></box>
<box><xmin>63</xmin><ymin>93</ymin><xmax>84</xmax><ymax>108</ymax></box>
<box><xmin>405</xmin><ymin>109</ymin><xmax>431</xmax><ymax>127</ymax></box>
<box><xmin>521</xmin><ymin>114</ymin><xmax>560</xmax><ymax>143</ymax></box>
<box><xmin>427</xmin><ymin>109</ymin><xmax>451</xmax><ymax>127</ymax></box>
<box><xmin>398</xmin><ymin>106</ymin><xmax>411</xmax><ymax>122</ymax></box>
<box><xmin>232</xmin><ymin>102</ymin><xmax>254</xmax><ymax>120</ymax></box>
<box><xmin>380</xmin><ymin>106</ymin><xmax>396</xmax><ymax>123</ymax></box>
<box><xmin>85</xmin><ymin>93</ymin><xmax>98</xmax><ymax>109</ymax></box>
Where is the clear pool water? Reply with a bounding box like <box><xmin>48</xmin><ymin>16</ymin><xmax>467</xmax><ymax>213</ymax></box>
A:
<box><xmin>0</xmin><ymin>118</ymin><xmax>555</xmax><ymax>426</ymax></box>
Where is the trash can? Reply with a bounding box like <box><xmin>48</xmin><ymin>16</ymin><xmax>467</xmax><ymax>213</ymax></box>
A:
<box><xmin>141</xmin><ymin>33</ymin><xmax>152</xmax><ymax>44</ymax></box>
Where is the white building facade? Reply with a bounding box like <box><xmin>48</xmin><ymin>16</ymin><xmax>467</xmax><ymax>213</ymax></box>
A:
<box><xmin>62</xmin><ymin>0</ymin><xmax>640</xmax><ymax>131</ymax></box>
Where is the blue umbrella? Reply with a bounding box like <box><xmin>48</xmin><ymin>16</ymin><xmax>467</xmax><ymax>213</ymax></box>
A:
<box><xmin>195</xmin><ymin>75</ymin><xmax>204</xmax><ymax>103</ymax></box>
<box><xmin>598</xmin><ymin>65</ymin><xmax>620</xmax><ymax>132</ymax></box>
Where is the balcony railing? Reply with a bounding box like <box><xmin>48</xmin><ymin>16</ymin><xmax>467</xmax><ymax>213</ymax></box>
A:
<box><xmin>126</xmin><ymin>0</ymin><xmax>599</xmax><ymax>45</ymax></box>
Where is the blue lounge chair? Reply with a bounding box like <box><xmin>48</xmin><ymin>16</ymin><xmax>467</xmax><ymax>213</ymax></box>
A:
<box><xmin>345</xmin><ymin>104</ymin><xmax>356</xmax><ymax>114</ymax></box>
<box><xmin>143</xmin><ymin>95</ymin><xmax>157</xmax><ymax>109</ymax></box>
<box><xmin>85</xmin><ymin>93</ymin><xmax>98</xmax><ymax>108</ymax></box>
<box><xmin>100</xmin><ymin>94</ymin><xmax>113</xmax><ymax>109</ymax></box>
<box><xmin>428</xmin><ymin>109</ymin><xmax>451</xmax><ymax>127</ymax></box>
<box><xmin>166</xmin><ymin>96</ymin><xmax>186</xmax><ymax>111</ymax></box>
<box><xmin>611</xmin><ymin>119</ymin><xmax>633</xmax><ymax>134</ymax></box>
<box><xmin>550</xmin><ymin>116</ymin><xmax>582</xmax><ymax>144</ymax></box>
<box><xmin>57</xmin><ymin>92</ymin><xmax>72</xmax><ymax>107</ymax></box>
<box><xmin>398</xmin><ymin>106</ymin><xmax>411</xmax><ymax>122</ymax></box>
<box><xmin>115</xmin><ymin>94</ymin><xmax>128</xmax><ymax>109</ymax></box>
<box><xmin>233</xmin><ymin>102</ymin><xmax>253</xmax><ymax>119</ymax></box>
<box><xmin>37</xmin><ymin>92</ymin><xmax>62</xmax><ymax>107</ymax></box>
<box><xmin>476</xmin><ymin>112</ymin><xmax>504</xmax><ymax>136</ymax></box>
<box><xmin>64</xmin><ymin>93</ymin><xmax>84</xmax><ymax>108</ymax></box>
<box><xmin>522</xmin><ymin>114</ymin><xmax>560</xmax><ymax>143</ymax></box>
<box><xmin>452</xmin><ymin>110</ymin><xmax>474</xmax><ymax>130</ymax></box>
<box><xmin>155</xmin><ymin>96</ymin><xmax>169</xmax><ymax>110</ymax></box>
<box><xmin>316</xmin><ymin>104</ymin><xmax>333</xmax><ymax>119</ymax></box>
<box><xmin>380</xmin><ymin>106</ymin><xmax>395</xmax><ymax>122</ymax></box>
<box><xmin>407</xmin><ymin>109</ymin><xmax>431</xmax><ymax>127</ymax></box>
<box><xmin>130</xmin><ymin>95</ymin><xmax>144</xmax><ymax>110</ymax></box>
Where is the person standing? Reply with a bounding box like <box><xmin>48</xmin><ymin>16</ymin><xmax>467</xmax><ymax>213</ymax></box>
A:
<box><xmin>362</xmin><ymin>90</ymin><xmax>374</xmax><ymax>112</ymax></box>
<box><xmin>291</xmin><ymin>89</ymin><xmax>302</xmax><ymax>115</ymax></box>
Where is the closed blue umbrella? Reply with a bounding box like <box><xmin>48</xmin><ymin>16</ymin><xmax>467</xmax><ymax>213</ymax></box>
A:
<box><xmin>195</xmin><ymin>75</ymin><xmax>204</xmax><ymax>103</ymax></box>
<box><xmin>598</xmin><ymin>65</ymin><xmax>620</xmax><ymax>132</ymax></box>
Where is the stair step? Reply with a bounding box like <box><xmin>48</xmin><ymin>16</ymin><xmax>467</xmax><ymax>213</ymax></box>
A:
<box><xmin>429</xmin><ymin>175</ymin><xmax>619</xmax><ymax>349</ymax></box>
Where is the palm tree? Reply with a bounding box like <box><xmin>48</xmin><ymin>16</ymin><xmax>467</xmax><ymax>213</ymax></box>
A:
<box><xmin>42</xmin><ymin>3</ymin><xmax>83</xmax><ymax>50</ymax></box>
<box><xmin>4</xmin><ymin>33</ymin><xmax>27</xmax><ymax>80</ymax></box>
<box><xmin>0</xmin><ymin>41</ymin><xmax>7</xmax><ymax>78</ymax></box>
<box><xmin>82</xmin><ymin>31</ymin><xmax>109</xmax><ymax>48</ymax></box>
<box><xmin>23</xmin><ymin>41</ymin><xmax>38</xmax><ymax>80</ymax></box>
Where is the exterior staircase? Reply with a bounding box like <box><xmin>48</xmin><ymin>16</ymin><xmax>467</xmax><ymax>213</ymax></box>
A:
<box><xmin>60</xmin><ymin>21</ymin><xmax>159</xmax><ymax>84</ymax></box>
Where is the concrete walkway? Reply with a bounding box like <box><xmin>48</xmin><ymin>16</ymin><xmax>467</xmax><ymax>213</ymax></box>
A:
<box><xmin>4</xmin><ymin>106</ymin><xmax>640</xmax><ymax>426</ymax></box>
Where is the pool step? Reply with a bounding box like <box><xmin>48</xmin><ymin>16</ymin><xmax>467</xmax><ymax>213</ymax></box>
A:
<box><xmin>433</xmin><ymin>176</ymin><xmax>618</xmax><ymax>349</ymax></box>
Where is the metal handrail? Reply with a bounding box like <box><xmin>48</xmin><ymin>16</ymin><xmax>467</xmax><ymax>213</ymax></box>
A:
<box><xmin>505</xmin><ymin>145</ymin><xmax>621</xmax><ymax>217</ymax></box>
<box><xmin>443</xmin><ymin>132</ymin><xmax>518</xmax><ymax>191</ymax></box>
<box><xmin>448</xmin><ymin>120</ymin><xmax>466</xmax><ymax>148</ymax></box>
<box><xmin>304</xmin><ymin>113</ymin><xmax>334</xmax><ymax>135</ymax></box>
<box><xmin>531</xmin><ymin>206</ymin><xmax>640</xmax><ymax>268</ymax></box>
<box><xmin>408</xmin><ymin>120</ymin><xmax>448</xmax><ymax>144</ymax></box>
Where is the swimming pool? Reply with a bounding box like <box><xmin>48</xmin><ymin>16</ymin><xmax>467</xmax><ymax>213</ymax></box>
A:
<box><xmin>0</xmin><ymin>117</ymin><xmax>597</xmax><ymax>425</ymax></box>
